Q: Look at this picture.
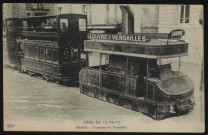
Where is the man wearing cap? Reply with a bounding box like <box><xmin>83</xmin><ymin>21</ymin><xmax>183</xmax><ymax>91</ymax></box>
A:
<box><xmin>61</xmin><ymin>22</ymin><xmax>68</xmax><ymax>32</ymax></box>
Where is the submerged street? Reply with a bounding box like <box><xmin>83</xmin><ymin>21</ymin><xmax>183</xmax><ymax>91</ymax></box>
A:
<box><xmin>3</xmin><ymin>60</ymin><xmax>204</xmax><ymax>132</ymax></box>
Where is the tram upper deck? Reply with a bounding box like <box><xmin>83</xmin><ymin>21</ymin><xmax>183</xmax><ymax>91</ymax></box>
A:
<box><xmin>84</xmin><ymin>38</ymin><xmax>188</xmax><ymax>59</ymax></box>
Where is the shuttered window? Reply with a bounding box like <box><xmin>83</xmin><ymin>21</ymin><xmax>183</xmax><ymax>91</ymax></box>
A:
<box><xmin>180</xmin><ymin>5</ymin><xmax>190</xmax><ymax>23</ymax></box>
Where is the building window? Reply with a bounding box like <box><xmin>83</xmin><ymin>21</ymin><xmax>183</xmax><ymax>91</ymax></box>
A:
<box><xmin>82</xmin><ymin>5</ymin><xmax>88</xmax><ymax>15</ymax></box>
<box><xmin>106</xmin><ymin>4</ymin><xmax>109</xmax><ymax>24</ymax></box>
<box><xmin>37</xmin><ymin>3</ymin><xmax>44</xmax><ymax>9</ymax></box>
<box><xmin>26</xmin><ymin>3</ymin><xmax>32</xmax><ymax>9</ymax></box>
<box><xmin>82</xmin><ymin>5</ymin><xmax>92</xmax><ymax>24</ymax></box>
<box><xmin>58</xmin><ymin>7</ymin><xmax>62</xmax><ymax>15</ymax></box>
<box><xmin>180</xmin><ymin>5</ymin><xmax>190</xmax><ymax>23</ymax></box>
<box><xmin>27</xmin><ymin>13</ymin><xmax>31</xmax><ymax>17</ymax></box>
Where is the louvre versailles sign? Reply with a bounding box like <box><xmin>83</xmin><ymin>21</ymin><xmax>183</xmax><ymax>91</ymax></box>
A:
<box><xmin>87</xmin><ymin>33</ymin><xmax>151</xmax><ymax>42</ymax></box>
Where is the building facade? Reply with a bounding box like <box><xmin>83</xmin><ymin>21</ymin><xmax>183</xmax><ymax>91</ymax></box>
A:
<box><xmin>3</xmin><ymin>4</ymin><xmax>203</xmax><ymax>65</ymax></box>
<box><xmin>54</xmin><ymin>4</ymin><xmax>122</xmax><ymax>25</ymax></box>
<box><xmin>54</xmin><ymin>4</ymin><xmax>202</xmax><ymax>32</ymax></box>
<box><xmin>54</xmin><ymin>4</ymin><xmax>203</xmax><ymax>64</ymax></box>
<box><xmin>3</xmin><ymin>3</ymin><xmax>55</xmax><ymax>19</ymax></box>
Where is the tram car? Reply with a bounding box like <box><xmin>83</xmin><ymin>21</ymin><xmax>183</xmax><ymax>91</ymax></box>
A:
<box><xmin>79</xmin><ymin>6</ymin><xmax>195</xmax><ymax>120</ymax></box>
<box><xmin>15</xmin><ymin>14</ymin><xmax>88</xmax><ymax>84</ymax></box>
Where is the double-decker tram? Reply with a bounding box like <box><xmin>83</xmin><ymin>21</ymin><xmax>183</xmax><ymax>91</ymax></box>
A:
<box><xmin>79</xmin><ymin>6</ymin><xmax>195</xmax><ymax>120</ymax></box>
<box><xmin>15</xmin><ymin>14</ymin><xmax>87</xmax><ymax>84</ymax></box>
<box><xmin>79</xmin><ymin>31</ymin><xmax>194</xmax><ymax>120</ymax></box>
<box><xmin>79</xmin><ymin>30</ymin><xmax>195</xmax><ymax>120</ymax></box>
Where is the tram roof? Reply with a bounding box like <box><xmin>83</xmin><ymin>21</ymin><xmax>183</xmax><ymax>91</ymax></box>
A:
<box><xmin>84</xmin><ymin>39</ymin><xmax>189</xmax><ymax>59</ymax></box>
<box><xmin>4</xmin><ymin>13</ymin><xmax>86</xmax><ymax>20</ymax></box>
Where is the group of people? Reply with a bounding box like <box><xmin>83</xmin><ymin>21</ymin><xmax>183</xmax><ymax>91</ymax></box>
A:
<box><xmin>27</xmin><ymin>20</ymin><xmax>68</xmax><ymax>32</ymax></box>
<box><xmin>38</xmin><ymin>21</ymin><xmax>68</xmax><ymax>32</ymax></box>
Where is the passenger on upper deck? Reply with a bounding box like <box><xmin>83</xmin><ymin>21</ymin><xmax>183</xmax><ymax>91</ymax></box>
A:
<box><xmin>7</xmin><ymin>22</ymin><xmax>15</xmax><ymax>31</ymax></box>
<box><xmin>52</xmin><ymin>22</ymin><xmax>57</xmax><ymax>32</ymax></box>
<box><xmin>38</xmin><ymin>22</ymin><xmax>45</xmax><ymax>32</ymax></box>
<box><xmin>30</xmin><ymin>25</ymin><xmax>34</xmax><ymax>31</ymax></box>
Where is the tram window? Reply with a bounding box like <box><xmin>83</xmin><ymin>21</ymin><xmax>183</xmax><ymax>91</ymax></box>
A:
<box><xmin>6</xmin><ymin>21</ymin><xmax>15</xmax><ymax>32</ymax></box>
<box><xmin>156</xmin><ymin>58</ymin><xmax>182</xmax><ymax>80</ymax></box>
<box><xmin>102</xmin><ymin>54</ymin><xmax>109</xmax><ymax>65</ymax></box>
<box><xmin>40</xmin><ymin>47</ymin><xmax>45</xmax><ymax>62</ymax></box>
<box><xmin>46</xmin><ymin>48</ymin><xmax>52</xmax><ymax>62</ymax></box>
<box><xmin>22</xmin><ymin>21</ymin><xmax>28</xmax><ymax>31</ymax></box>
<box><xmin>39</xmin><ymin>18</ymin><xmax>57</xmax><ymax>32</ymax></box>
<box><xmin>17</xmin><ymin>43</ymin><xmax>23</xmax><ymax>53</ymax></box>
<box><xmin>34</xmin><ymin>47</ymin><xmax>39</xmax><ymax>60</ymax></box>
<box><xmin>157</xmin><ymin>58</ymin><xmax>179</xmax><ymax>71</ymax></box>
<box><xmin>79</xmin><ymin>19</ymin><xmax>86</xmax><ymax>31</ymax></box>
<box><xmin>63</xmin><ymin>48</ymin><xmax>70</xmax><ymax>63</ymax></box>
<box><xmin>52</xmin><ymin>49</ymin><xmax>58</xmax><ymax>64</ymax></box>
<box><xmin>81</xmin><ymin>51</ymin><xmax>86</xmax><ymax>60</ymax></box>
<box><xmin>24</xmin><ymin>46</ymin><xmax>29</xmax><ymax>58</ymax></box>
<box><xmin>29</xmin><ymin>47</ymin><xmax>34</xmax><ymax>59</ymax></box>
<box><xmin>71</xmin><ymin>49</ymin><xmax>78</xmax><ymax>61</ymax></box>
<box><xmin>60</xmin><ymin>19</ymin><xmax>68</xmax><ymax>32</ymax></box>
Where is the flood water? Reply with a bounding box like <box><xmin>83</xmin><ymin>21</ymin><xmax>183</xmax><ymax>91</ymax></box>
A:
<box><xmin>3</xmin><ymin>61</ymin><xmax>204</xmax><ymax>132</ymax></box>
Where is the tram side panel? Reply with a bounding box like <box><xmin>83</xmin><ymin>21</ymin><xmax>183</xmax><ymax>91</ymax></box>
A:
<box><xmin>3</xmin><ymin>31</ymin><xmax>10</xmax><ymax>66</ymax></box>
<box><xmin>4</xmin><ymin>18</ymin><xmax>22</xmax><ymax>67</ymax></box>
<box><xmin>80</xmin><ymin>60</ymin><xmax>194</xmax><ymax>120</ymax></box>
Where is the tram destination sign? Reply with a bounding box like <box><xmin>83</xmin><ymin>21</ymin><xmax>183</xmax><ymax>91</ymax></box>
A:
<box><xmin>87</xmin><ymin>33</ymin><xmax>151</xmax><ymax>42</ymax></box>
<box><xmin>169</xmin><ymin>29</ymin><xmax>185</xmax><ymax>39</ymax></box>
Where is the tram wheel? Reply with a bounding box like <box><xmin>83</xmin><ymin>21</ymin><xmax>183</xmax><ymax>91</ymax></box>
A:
<box><xmin>42</xmin><ymin>75</ymin><xmax>47</xmax><ymax>80</ymax></box>
<box><xmin>54</xmin><ymin>79</ymin><xmax>61</xmax><ymax>84</ymax></box>
<box><xmin>29</xmin><ymin>72</ymin><xmax>36</xmax><ymax>77</ymax></box>
<box><xmin>74</xmin><ymin>81</ymin><xmax>79</xmax><ymax>87</ymax></box>
<box><xmin>18</xmin><ymin>69</ymin><xmax>22</xmax><ymax>73</ymax></box>
<box><xmin>46</xmin><ymin>77</ymin><xmax>53</xmax><ymax>82</ymax></box>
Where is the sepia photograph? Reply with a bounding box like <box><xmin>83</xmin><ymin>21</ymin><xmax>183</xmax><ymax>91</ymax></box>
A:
<box><xmin>3</xmin><ymin>3</ymin><xmax>204</xmax><ymax>132</ymax></box>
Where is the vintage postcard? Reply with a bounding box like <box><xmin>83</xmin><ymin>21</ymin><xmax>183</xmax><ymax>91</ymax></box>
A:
<box><xmin>3</xmin><ymin>3</ymin><xmax>204</xmax><ymax>132</ymax></box>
